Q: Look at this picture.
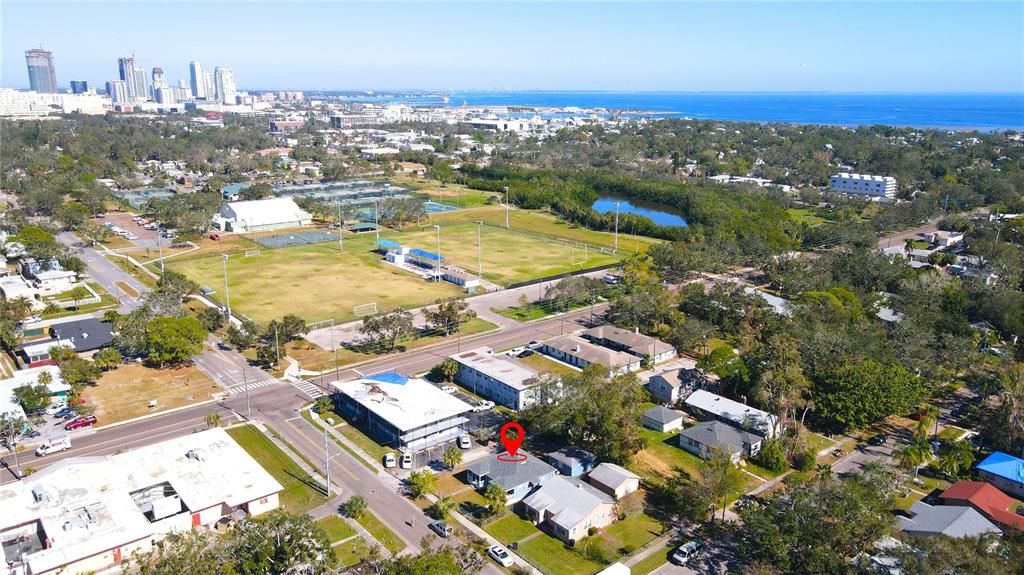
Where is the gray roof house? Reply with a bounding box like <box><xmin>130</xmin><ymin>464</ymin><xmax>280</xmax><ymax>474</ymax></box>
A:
<box><xmin>540</xmin><ymin>335</ymin><xmax>641</xmax><ymax>376</ymax></box>
<box><xmin>466</xmin><ymin>454</ymin><xmax>557</xmax><ymax>504</ymax></box>
<box><xmin>898</xmin><ymin>502</ymin><xmax>1002</xmax><ymax>538</ymax></box>
<box><xmin>49</xmin><ymin>318</ymin><xmax>115</xmax><ymax>353</ymax></box>
<box><xmin>587</xmin><ymin>463</ymin><xmax>641</xmax><ymax>500</ymax></box>
<box><xmin>546</xmin><ymin>446</ymin><xmax>597</xmax><ymax>477</ymax></box>
<box><xmin>678</xmin><ymin>420</ymin><xmax>764</xmax><ymax>464</ymax></box>
<box><xmin>647</xmin><ymin>367</ymin><xmax>715</xmax><ymax>404</ymax></box>
<box><xmin>581</xmin><ymin>325</ymin><xmax>676</xmax><ymax>363</ymax></box>
<box><xmin>522</xmin><ymin>476</ymin><xmax>616</xmax><ymax>544</ymax></box>
<box><xmin>642</xmin><ymin>406</ymin><xmax>685</xmax><ymax>432</ymax></box>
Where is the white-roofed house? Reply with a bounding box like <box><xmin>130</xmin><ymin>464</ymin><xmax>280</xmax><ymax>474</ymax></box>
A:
<box><xmin>684</xmin><ymin>389</ymin><xmax>778</xmax><ymax>438</ymax></box>
<box><xmin>0</xmin><ymin>427</ymin><xmax>282</xmax><ymax>575</ymax></box>
<box><xmin>0</xmin><ymin>365</ymin><xmax>71</xmax><ymax>417</ymax></box>
<box><xmin>330</xmin><ymin>371</ymin><xmax>474</xmax><ymax>454</ymax></box>
<box><xmin>215</xmin><ymin>197</ymin><xmax>312</xmax><ymax>233</ymax></box>
<box><xmin>521</xmin><ymin>476</ymin><xmax>616</xmax><ymax>544</ymax></box>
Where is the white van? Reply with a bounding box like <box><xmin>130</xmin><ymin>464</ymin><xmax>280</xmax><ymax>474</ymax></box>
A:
<box><xmin>36</xmin><ymin>436</ymin><xmax>71</xmax><ymax>456</ymax></box>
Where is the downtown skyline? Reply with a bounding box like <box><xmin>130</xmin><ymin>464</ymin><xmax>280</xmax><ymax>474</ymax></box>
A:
<box><xmin>3</xmin><ymin>1</ymin><xmax>1023</xmax><ymax>93</ymax></box>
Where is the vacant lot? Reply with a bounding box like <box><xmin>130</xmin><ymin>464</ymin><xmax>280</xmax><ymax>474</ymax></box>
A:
<box><xmin>167</xmin><ymin>239</ymin><xmax>461</xmax><ymax>324</ymax></box>
<box><xmin>517</xmin><ymin>532</ymin><xmax>605</xmax><ymax>575</ymax></box>
<box><xmin>226</xmin><ymin>424</ymin><xmax>329</xmax><ymax>513</ymax></box>
<box><xmin>84</xmin><ymin>363</ymin><xmax>220</xmax><ymax>424</ymax></box>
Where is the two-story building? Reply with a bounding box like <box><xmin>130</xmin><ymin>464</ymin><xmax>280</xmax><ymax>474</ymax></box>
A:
<box><xmin>450</xmin><ymin>347</ymin><xmax>543</xmax><ymax>410</ymax></box>
<box><xmin>581</xmin><ymin>325</ymin><xmax>676</xmax><ymax>365</ymax></box>
<box><xmin>540</xmin><ymin>335</ymin><xmax>641</xmax><ymax>376</ymax></box>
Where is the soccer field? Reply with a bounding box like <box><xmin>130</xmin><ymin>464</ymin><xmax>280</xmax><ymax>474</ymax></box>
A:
<box><xmin>167</xmin><ymin>241</ymin><xmax>461</xmax><ymax>324</ymax></box>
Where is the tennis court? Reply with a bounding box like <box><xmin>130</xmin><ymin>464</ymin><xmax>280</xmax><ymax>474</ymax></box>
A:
<box><xmin>254</xmin><ymin>230</ymin><xmax>340</xmax><ymax>249</ymax></box>
<box><xmin>424</xmin><ymin>201</ymin><xmax>460</xmax><ymax>213</ymax></box>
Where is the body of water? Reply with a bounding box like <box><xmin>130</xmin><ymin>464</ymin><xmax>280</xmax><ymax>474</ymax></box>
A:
<box><xmin>592</xmin><ymin>196</ymin><xmax>688</xmax><ymax>227</ymax></box>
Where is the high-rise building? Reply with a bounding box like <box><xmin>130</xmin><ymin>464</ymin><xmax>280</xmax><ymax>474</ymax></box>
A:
<box><xmin>151</xmin><ymin>67</ymin><xmax>166</xmax><ymax>90</ymax></box>
<box><xmin>203</xmin><ymin>71</ymin><xmax>216</xmax><ymax>102</ymax></box>
<box><xmin>118</xmin><ymin>57</ymin><xmax>137</xmax><ymax>100</ymax></box>
<box><xmin>214</xmin><ymin>67</ymin><xmax>236</xmax><ymax>105</ymax></box>
<box><xmin>69</xmin><ymin>81</ymin><xmax>88</xmax><ymax>94</ymax></box>
<box><xmin>134</xmin><ymin>66</ymin><xmax>148</xmax><ymax>100</ymax></box>
<box><xmin>106</xmin><ymin>80</ymin><xmax>128</xmax><ymax>103</ymax></box>
<box><xmin>155</xmin><ymin>86</ymin><xmax>176</xmax><ymax>105</ymax></box>
<box><xmin>189</xmin><ymin>61</ymin><xmax>205</xmax><ymax>99</ymax></box>
<box><xmin>25</xmin><ymin>49</ymin><xmax>57</xmax><ymax>93</ymax></box>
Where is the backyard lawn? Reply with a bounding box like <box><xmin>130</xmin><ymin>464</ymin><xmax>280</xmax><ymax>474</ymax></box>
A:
<box><xmin>317</xmin><ymin>515</ymin><xmax>357</xmax><ymax>543</ymax></box>
<box><xmin>225</xmin><ymin>424</ymin><xmax>328</xmax><ymax>513</ymax></box>
<box><xmin>484</xmin><ymin>513</ymin><xmax>540</xmax><ymax>544</ymax></box>
<box><xmin>516</xmin><ymin>533</ymin><xmax>606</xmax><ymax>575</ymax></box>
<box><xmin>333</xmin><ymin>538</ymin><xmax>368</xmax><ymax>568</ymax></box>
<box><xmin>631</xmin><ymin>429</ymin><xmax>762</xmax><ymax>499</ymax></box>
<box><xmin>83</xmin><ymin>363</ymin><xmax>220</xmax><ymax>424</ymax></box>
<box><xmin>602</xmin><ymin>513</ymin><xmax>665</xmax><ymax>554</ymax></box>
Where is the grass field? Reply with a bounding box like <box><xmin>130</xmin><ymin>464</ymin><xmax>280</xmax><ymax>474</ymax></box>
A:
<box><xmin>226</xmin><ymin>425</ymin><xmax>329</xmax><ymax>513</ymax></box>
<box><xmin>517</xmin><ymin>352</ymin><xmax>579</xmax><ymax>376</ymax></box>
<box><xmin>318</xmin><ymin>515</ymin><xmax>357</xmax><ymax>543</ymax></box>
<box><xmin>84</xmin><ymin>363</ymin><xmax>220</xmax><ymax>424</ymax></box>
<box><xmin>357</xmin><ymin>511</ymin><xmax>406</xmax><ymax>554</ymax></box>
<box><xmin>631</xmin><ymin>544</ymin><xmax>672</xmax><ymax>575</ymax></box>
<box><xmin>517</xmin><ymin>533</ymin><xmax>606</xmax><ymax>575</ymax></box>
<box><xmin>333</xmin><ymin>537</ymin><xmax>369</xmax><ymax>568</ymax></box>
<box><xmin>484</xmin><ymin>513</ymin><xmax>539</xmax><ymax>544</ymax></box>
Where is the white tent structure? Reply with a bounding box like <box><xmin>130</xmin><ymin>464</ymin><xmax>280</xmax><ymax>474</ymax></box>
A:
<box><xmin>215</xmin><ymin>197</ymin><xmax>311</xmax><ymax>233</ymax></box>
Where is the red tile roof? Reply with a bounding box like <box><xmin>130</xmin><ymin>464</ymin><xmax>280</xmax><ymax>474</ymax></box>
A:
<box><xmin>941</xmin><ymin>481</ymin><xmax>1024</xmax><ymax>531</ymax></box>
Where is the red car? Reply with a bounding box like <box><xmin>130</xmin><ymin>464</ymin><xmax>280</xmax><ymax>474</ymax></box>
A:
<box><xmin>64</xmin><ymin>416</ymin><xmax>97</xmax><ymax>431</ymax></box>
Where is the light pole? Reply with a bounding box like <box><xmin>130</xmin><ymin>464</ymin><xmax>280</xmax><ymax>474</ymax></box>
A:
<box><xmin>243</xmin><ymin>368</ymin><xmax>251</xmax><ymax>421</ymax></box>
<box><xmin>336</xmin><ymin>202</ymin><xmax>344</xmax><ymax>252</ymax></box>
<box><xmin>476</xmin><ymin>221</ymin><xmax>483</xmax><ymax>279</ymax></box>
<box><xmin>433</xmin><ymin>224</ymin><xmax>442</xmax><ymax>278</ymax></box>
<box><xmin>613</xmin><ymin>202</ymin><xmax>620</xmax><ymax>253</ymax></box>
<box><xmin>374</xmin><ymin>200</ymin><xmax>380</xmax><ymax>249</ymax></box>
<box><xmin>221</xmin><ymin>254</ymin><xmax>231</xmax><ymax>319</ymax></box>
<box><xmin>324</xmin><ymin>426</ymin><xmax>331</xmax><ymax>497</ymax></box>
<box><xmin>504</xmin><ymin>186</ymin><xmax>510</xmax><ymax>228</ymax></box>
<box><xmin>156</xmin><ymin>232</ymin><xmax>165</xmax><ymax>274</ymax></box>
<box><xmin>7</xmin><ymin>418</ymin><xmax>21</xmax><ymax>479</ymax></box>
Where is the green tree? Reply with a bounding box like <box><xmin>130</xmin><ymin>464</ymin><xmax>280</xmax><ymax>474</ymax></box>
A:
<box><xmin>197</xmin><ymin>307</ymin><xmax>225</xmax><ymax>332</ymax></box>
<box><xmin>423</xmin><ymin>298</ymin><xmax>476</xmax><ymax>336</ymax></box>
<box><xmin>146</xmin><ymin>316</ymin><xmax>207</xmax><ymax>367</ymax></box>
<box><xmin>429</xmin><ymin>358</ymin><xmax>459</xmax><ymax>382</ymax></box>
<box><xmin>51</xmin><ymin>347</ymin><xmax>102</xmax><ymax>386</ymax></box>
<box><xmin>228</xmin><ymin>509</ymin><xmax>332</xmax><ymax>575</ymax></box>
<box><xmin>13</xmin><ymin>384</ymin><xmax>51</xmax><ymax>413</ymax></box>
<box><xmin>754</xmin><ymin>438</ymin><xmax>787</xmax><ymax>473</ymax></box>
<box><xmin>128</xmin><ymin>529</ymin><xmax>235</xmax><ymax>575</ymax></box>
<box><xmin>406</xmin><ymin>469</ymin><xmax>436</xmax><ymax>499</ymax></box>
<box><xmin>205</xmin><ymin>412</ymin><xmax>221</xmax><ymax>428</ymax></box>
<box><xmin>360</xmin><ymin>308</ymin><xmax>414</xmax><ymax>353</ymax></box>
<box><xmin>429</xmin><ymin>495</ymin><xmax>456</xmax><ymax>520</ymax></box>
<box><xmin>937</xmin><ymin>439</ymin><xmax>975</xmax><ymax>479</ymax></box>
<box><xmin>442</xmin><ymin>446</ymin><xmax>462</xmax><ymax>470</ymax></box>
<box><xmin>93</xmin><ymin>347</ymin><xmax>123</xmax><ymax>371</ymax></box>
<box><xmin>482</xmin><ymin>483</ymin><xmax>507</xmax><ymax>514</ymax></box>
<box><xmin>700</xmin><ymin>449</ymin><xmax>747</xmax><ymax>523</ymax></box>
<box><xmin>67</xmin><ymin>285</ymin><xmax>91</xmax><ymax>309</ymax></box>
<box><xmin>226</xmin><ymin>320</ymin><xmax>261</xmax><ymax>350</ymax></box>
<box><xmin>0</xmin><ymin>413</ymin><xmax>29</xmax><ymax>447</ymax></box>
<box><xmin>342</xmin><ymin>495</ymin><xmax>368</xmax><ymax>520</ymax></box>
<box><xmin>896</xmin><ymin>440</ymin><xmax>932</xmax><ymax>479</ymax></box>
<box><xmin>814</xmin><ymin>360</ymin><xmax>924</xmax><ymax>431</ymax></box>
<box><xmin>238</xmin><ymin>183</ymin><xmax>273</xmax><ymax>201</ymax></box>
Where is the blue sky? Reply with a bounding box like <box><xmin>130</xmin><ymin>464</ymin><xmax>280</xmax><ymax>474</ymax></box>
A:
<box><xmin>3</xmin><ymin>1</ymin><xmax>1022</xmax><ymax>92</ymax></box>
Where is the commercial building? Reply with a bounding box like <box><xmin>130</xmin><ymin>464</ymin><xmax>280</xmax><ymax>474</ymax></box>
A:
<box><xmin>330</xmin><ymin>372</ymin><xmax>473</xmax><ymax>453</ymax></box>
<box><xmin>829</xmin><ymin>173</ymin><xmax>897</xmax><ymax>199</ymax></box>
<box><xmin>189</xmin><ymin>61</ymin><xmax>205</xmax><ymax>99</ymax></box>
<box><xmin>69</xmin><ymin>81</ymin><xmax>88</xmax><ymax>94</ymax></box>
<box><xmin>117</xmin><ymin>57</ymin><xmax>138</xmax><ymax>101</ymax></box>
<box><xmin>466</xmin><ymin>454</ymin><xmax>556</xmax><ymax>504</ymax></box>
<box><xmin>540</xmin><ymin>335</ymin><xmax>641</xmax><ymax>376</ymax></box>
<box><xmin>450</xmin><ymin>346</ymin><xmax>542</xmax><ymax>410</ymax></box>
<box><xmin>215</xmin><ymin>197</ymin><xmax>312</xmax><ymax>233</ymax></box>
<box><xmin>977</xmin><ymin>452</ymin><xmax>1024</xmax><ymax>498</ymax></box>
<box><xmin>0</xmin><ymin>428</ymin><xmax>283</xmax><ymax>575</ymax></box>
<box><xmin>522</xmin><ymin>476</ymin><xmax>616</xmax><ymax>544</ymax></box>
<box><xmin>581</xmin><ymin>325</ymin><xmax>676</xmax><ymax>364</ymax></box>
<box><xmin>215</xmin><ymin>67</ymin><xmax>236</xmax><ymax>105</ymax></box>
<box><xmin>106</xmin><ymin>80</ymin><xmax>128</xmax><ymax>104</ymax></box>
<box><xmin>25</xmin><ymin>49</ymin><xmax>57</xmax><ymax>94</ymax></box>
<box><xmin>683</xmin><ymin>389</ymin><xmax>777</xmax><ymax>438</ymax></box>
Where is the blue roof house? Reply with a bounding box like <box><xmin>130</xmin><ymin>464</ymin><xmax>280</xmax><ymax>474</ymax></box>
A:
<box><xmin>977</xmin><ymin>451</ymin><xmax>1024</xmax><ymax>498</ymax></box>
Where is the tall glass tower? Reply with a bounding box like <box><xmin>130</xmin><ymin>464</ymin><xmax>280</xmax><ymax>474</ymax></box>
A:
<box><xmin>118</xmin><ymin>57</ymin><xmax>138</xmax><ymax>100</ymax></box>
<box><xmin>25</xmin><ymin>49</ymin><xmax>57</xmax><ymax>93</ymax></box>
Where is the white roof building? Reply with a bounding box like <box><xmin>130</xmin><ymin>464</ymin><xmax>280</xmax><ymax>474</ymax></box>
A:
<box><xmin>0</xmin><ymin>365</ymin><xmax>70</xmax><ymax>419</ymax></box>
<box><xmin>0</xmin><ymin>428</ymin><xmax>283</xmax><ymax>575</ymax></box>
<box><xmin>450</xmin><ymin>346</ymin><xmax>542</xmax><ymax>410</ymax></box>
<box><xmin>684</xmin><ymin>389</ymin><xmax>778</xmax><ymax>438</ymax></box>
<box><xmin>215</xmin><ymin>197</ymin><xmax>312</xmax><ymax>233</ymax></box>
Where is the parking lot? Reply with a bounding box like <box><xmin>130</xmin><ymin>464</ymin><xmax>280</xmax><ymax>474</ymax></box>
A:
<box><xmin>95</xmin><ymin>212</ymin><xmax>164</xmax><ymax>247</ymax></box>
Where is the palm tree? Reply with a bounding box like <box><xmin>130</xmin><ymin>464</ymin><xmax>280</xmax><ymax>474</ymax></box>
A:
<box><xmin>483</xmin><ymin>483</ymin><xmax>507</xmax><ymax>514</ymax></box>
<box><xmin>919</xmin><ymin>404</ymin><xmax>940</xmax><ymax>439</ymax></box>
<box><xmin>897</xmin><ymin>440</ymin><xmax>931</xmax><ymax>479</ymax></box>
<box><xmin>938</xmin><ymin>439</ymin><xmax>975</xmax><ymax>479</ymax></box>
<box><xmin>205</xmin><ymin>412</ymin><xmax>221</xmax><ymax>428</ymax></box>
<box><xmin>442</xmin><ymin>446</ymin><xmax>462</xmax><ymax>470</ymax></box>
<box><xmin>429</xmin><ymin>495</ymin><xmax>455</xmax><ymax>521</ymax></box>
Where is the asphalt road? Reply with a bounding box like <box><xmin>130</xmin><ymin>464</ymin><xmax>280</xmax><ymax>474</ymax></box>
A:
<box><xmin>58</xmin><ymin>231</ymin><xmax>147</xmax><ymax>312</ymax></box>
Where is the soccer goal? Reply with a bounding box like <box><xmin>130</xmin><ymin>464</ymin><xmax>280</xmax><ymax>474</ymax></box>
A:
<box><xmin>306</xmin><ymin>318</ymin><xmax>335</xmax><ymax>332</ymax></box>
<box><xmin>353</xmin><ymin>303</ymin><xmax>378</xmax><ymax>317</ymax></box>
<box><xmin>244</xmin><ymin>249</ymin><xmax>261</xmax><ymax>257</ymax></box>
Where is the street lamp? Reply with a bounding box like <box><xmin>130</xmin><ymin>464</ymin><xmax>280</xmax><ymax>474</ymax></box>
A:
<box><xmin>433</xmin><ymin>224</ymin><xmax>442</xmax><ymax>278</ymax></box>
<box><xmin>221</xmin><ymin>254</ymin><xmax>231</xmax><ymax>319</ymax></box>
<box><xmin>475</xmin><ymin>221</ymin><xmax>483</xmax><ymax>279</ymax></box>
<box><xmin>6</xmin><ymin>418</ymin><xmax>21</xmax><ymax>480</ymax></box>
<box><xmin>374</xmin><ymin>200</ymin><xmax>380</xmax><ymax>249</ymax></box>
<box><xmin>324</xmin><ymin>426</ymin><xmax>331</xmax><ymax>497</ymax></box>
<box><xmin>613</xmin><ymin>202</ymin><xmax>620</xmax><ymax>253</ymax></box>
<box><xmin>336</xmin><ymin>201</ymin><xmax>344</xmax><ymax>252</ymax></box>
<box><xmin>156</xmin><ymin>231</ymin><xmax>165</xmax><ymax>274</ymax></box>
<box><xmin>504</xmin><ymin>186</ymin><xmax>510</xmax><ymax>229</ymax></box>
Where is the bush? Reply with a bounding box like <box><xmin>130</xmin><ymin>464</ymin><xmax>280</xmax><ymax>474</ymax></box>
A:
<box><xmin>342</xmin><ymin>496</ymin><xmax>367</xmax><ymax>519</ymax></box>
<box><xmin>754</xmin><ymin>438</ymin><xmax>787</xmax><ymax>473</ymax></box>
<box><xmin>793</xmin><ymin>448</ymin><xmax>817</xmax><ymax>472</ymax></box>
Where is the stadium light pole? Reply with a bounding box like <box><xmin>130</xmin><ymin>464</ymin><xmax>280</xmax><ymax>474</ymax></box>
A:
<box><xmin>503</xmin><ymin>186</ymin><xmax>510</xmax><ymax>228</ymax></box>
<box><xmin>433</xmin><ymin>224</ymin><xmax>441</xmax><ymax>278</ymax></box>
<box><xmin>324</xmin><ymin>426</ymin><xmax>331</xmax><ymax>497</ymax></box>
<box><xmin>156</xmin><ymin>232</ymin><xmax>165</xmax><ymax>274</ymax></box>
<box><xmin>221</xmin><ymin>254</ymin><xmax>232</xmax><ymax>318</ymax></box>
<box><xmin>476</xmin><ymin>221</ymin><xmax>483</xmax><ymax>279</ymax></box>
<box><xmin>374</xmin><ymin>200</ymin><xmax>380</xmax><ymax>249</ymax></box>
<box><xmin>613</xmin><ymin>202</ymin><xmax>620</xmax><ymax>253</ymax></box>
<box><xmin>336</xmin><ymin>202</ymin><xmax>343</xmax><ymax>252</ymax></box>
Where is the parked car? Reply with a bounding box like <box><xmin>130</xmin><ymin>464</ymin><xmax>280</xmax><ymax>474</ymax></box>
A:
<box><xmin>472</xmin><ymin>400</ymin><xmax>495</xmax><ymax>413</ymax></box>
<box><xmin>64</xmin><ymin>416</ymin><xmax>97</xmax><ymax>431</ymax></box>
<box><xmin>383</xmin><ymin>452</ymin><xmax>397</xmax><ymax>468</ymax></box>
<box><xmin>517</xmin><ymin>349</ymin><xmax>534</xmax><ymax>358</ymax></box>
<box><xmin>440</xmin><ymin>385</ymin><xmax>457</xmax><ymax>394</ymax></box>
<box><xmin>670</xmin><ymin>540</ymin><xmax>704</xmax><ymax>565</ymax></box>
<box><xmin>428</xmin><ymin>521</ymin><xmax>453</xmax><ymax>538</ymax></box>
<box><xmin>35</xmin><ymin>436</ymin><xmax>71</xmax><ymax>456</ymax></box>
<box><xmin>209</xmin><ymin>233</ymin><xmax>222</xmax><ymax>241</ymax></box>
<box><xmin>487</xmin><ymin>545</ymin><xmax>514</xmax><ymax>567</ymax></box>
<box><xmin>45</xmin><ymin>402</ymin><xmax>68</xmax><ymax>415</ymax></box>
<box><xmin>458</xmin><ymin>435</ymin><xmax>471</xmax><ymax>449</ymax></box>
<box><xmin>400</xmin><ymin>452</ymin><xmax>412</xmax><ymax>469</ymax></box>
<box><xmin>526</xmin><ymin>341</ymin><xmax>542</xmax><ymax>349</ymax></box>
<box><xmin>867</xmin><ymin>433</ymin><xmax>888</xmax><ymax>447</ymax></box>
<box><xmin>53</xmin><ymin>407</ymin><xmax>76</xmax><ymax>420</ymax></box>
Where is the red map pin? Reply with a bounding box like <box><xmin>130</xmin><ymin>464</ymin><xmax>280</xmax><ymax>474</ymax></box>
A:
<box><xmin>498</xmin><ymin>422</ymin><xmax>526</xmax><ymax>461</ymax></box>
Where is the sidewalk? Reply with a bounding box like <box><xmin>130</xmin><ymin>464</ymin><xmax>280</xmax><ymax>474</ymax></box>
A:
<box><xmin>623</xmin><ymin>531</ymin><xmax>674</xmax><ymax>567</ymax></box>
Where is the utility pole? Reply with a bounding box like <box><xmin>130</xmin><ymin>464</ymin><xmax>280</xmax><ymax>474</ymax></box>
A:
<box><xmin>243</xmin><ymin>368</ymin><xmax>250</xmax><ymax>421</ymax></box>
<box><xmin>7</xmin><ymin>418</ymin><xmax>21</xmax><ymax>479</ymax></box>
<box><xmin>274</xmin><ymin>325</ymin><xmax>281</xmax><ymax>365</ymax></box>
<box><xmin>613</xmin><ymin>202</ymin><xmax>620</xmax><ymax>253</ymax></box>
<box><xmin>504</xmin><ymin>186</ymin><xmax>510</xmax><ymax>229</ymax></box>
<box><xmin>156</xmin><ymin>232</ymin><xmax>165</xmax><ymax>274</ymax></box>
<box><xmin>221</xmin><ymin>254</ymin><xmax>231</xmax><ymax>318</ymax></box>
<box><xmin>374</xmin><ymin>200</ymin><xmax>380</xmax><ymax>249</ymax></box>
<box><xmin>476</xmin><ymin>221</ymin><xmax>483</xmax><ymax>279</ymax></box>
<box><xmin>433</xmin><ymin>224</ymin><xmax>441</xmax><ymax>278</ymax></box>
<box><xmin>337</xmin><ymin>202</ymin><xmax>344</xmax><ymax>252</ymax></box>
<box><xmin>324</xmin><ymin>426</ymin><xmax>331</xmax><ymax>497</ymax></box>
